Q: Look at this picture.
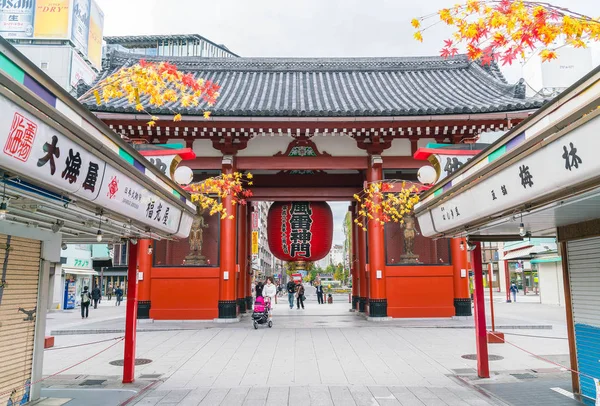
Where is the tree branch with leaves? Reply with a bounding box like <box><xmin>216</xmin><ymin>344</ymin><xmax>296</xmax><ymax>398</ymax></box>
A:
<box><xmin>412</xmin><ymin>0</ymin><xmax>600</xmax><ymax>65</ymax></box>
<box><xmin>92</xmin><ymin>59</ymin><xmax>220</xmax><ymax>124</ymax></box>
<box><xmin>353</xmin><ymin>181</ymin><xmax>420</xmax><ymax>230</ymax></box>
<box><xmin>189</xmin><ymin>172</ymin><xmax>253</xmax><ymax>219</ymax></box>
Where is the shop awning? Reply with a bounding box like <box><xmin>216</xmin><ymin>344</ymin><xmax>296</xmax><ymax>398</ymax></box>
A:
<box><xmin>62</xmin><ymin>267</ymin><xmax>98</xmax><ymax>276</ymax></box>
<box><xmin>531</xmin><ymin>256</ymin><xmax>562</xmax><ymax>264</ymax></box>
<box><xmin>0</xmin><ymin>38</ymin><xmax>196</xmax><ymax>244</ymax></box>
<box><xmin>501</xmin><ymin>246</ymin><xmax>536</xmax><ymax>260</ymax></box>
<box><xmin>414</xmin><ymin>65</ymin><xmax>600</xmax><ymax>240</ymax></box>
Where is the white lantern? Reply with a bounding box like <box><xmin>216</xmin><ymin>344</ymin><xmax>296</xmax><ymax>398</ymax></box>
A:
<box><xmin>417</xmin><ymin>165</ymin><xmax>437</xmax><ymax>185</ymax></box>
<box><xmin>174</xmin><ymin>166</ymin><xmax>193</xmax><ymax>185</ymax></box>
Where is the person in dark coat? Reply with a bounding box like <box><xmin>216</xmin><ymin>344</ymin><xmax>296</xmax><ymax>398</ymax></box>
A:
<box><xmin>91</xmin><ymin>286</ymin><xmax>101</xmax><ymax>309</ymax></box>
<box><xmin>315</xmin><ymin>283</ymin><xmax>324</xmax><ymax>305</ymax></box>
<box><xmin>115</xmin><ymin>287</ymin><xmax>124</xmax><ymax>306</ymax></box>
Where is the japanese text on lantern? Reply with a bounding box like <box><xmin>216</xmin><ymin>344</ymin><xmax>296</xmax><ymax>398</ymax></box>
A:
<box><xmin>4</xmin><ymin>112</ymin><xmax>37</xmax><ymax>162</ymax></box>
<box><xmin>281</xmin><ymin>204</ymin><xmax>289</xmax><ymax>255</ymax></box>
<box><xmin>289</xmin><ymin>202</ymin><xmax>312</xmax><ymax>258</ymax></box>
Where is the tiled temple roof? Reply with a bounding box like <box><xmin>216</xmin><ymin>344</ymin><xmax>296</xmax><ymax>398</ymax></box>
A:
<box><xmin>80</xmin><ymin>52</ymin><xmax>545</xmax><ymax>117</ymax></box>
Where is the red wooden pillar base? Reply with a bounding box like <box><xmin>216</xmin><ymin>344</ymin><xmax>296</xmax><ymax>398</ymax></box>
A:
<box><xmin>123</xmin><ymin>240</ymin><xmax>139</xmax><ymax>384</ymax></box>
<box><xmin>471</xmin><ymin>242</ymin><xmax>490</xmax><ymax>378</ymax></box>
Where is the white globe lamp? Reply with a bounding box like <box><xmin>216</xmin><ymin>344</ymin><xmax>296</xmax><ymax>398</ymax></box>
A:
<box><xmin>174</xmin><ymin>166</ymin><xmax>193</xmax><ymax>185</ymax></box>
<box><xmin>417</xmin><ymin>165</ymin><xmax>437</xmax><ymax>185</ymax></box>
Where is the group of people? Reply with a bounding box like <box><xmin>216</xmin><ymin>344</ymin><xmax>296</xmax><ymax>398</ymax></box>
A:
<box><xmin>286</xmin><ymin>279</ymin><xmax>305</xmax><ymax>309</ymax></box>
<box><xmin>80</xmin><ymin>285</ymin><xmax>124</xmax><ymax>319</ymax></box>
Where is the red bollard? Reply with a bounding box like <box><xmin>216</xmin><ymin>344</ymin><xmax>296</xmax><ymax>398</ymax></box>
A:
<box><xmin>348</xmin><ymin>293</ymin><xmax>351</xmax><ymax>303</ymax></box>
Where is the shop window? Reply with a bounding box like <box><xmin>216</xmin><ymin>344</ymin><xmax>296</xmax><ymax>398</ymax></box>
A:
<box><xmin>385</xmin><ymin>221</ymin><xmax>450</xmax><ymax>265</ymax></box>
<box><xmin>153</xmin><ymin>211</ymin><xmax>220</xmax><ymax>267</ymax></box>
<box><xmin>112</xmin><ymin>243</ymin><xmax>128</xmax><ymax>266</ymax></box>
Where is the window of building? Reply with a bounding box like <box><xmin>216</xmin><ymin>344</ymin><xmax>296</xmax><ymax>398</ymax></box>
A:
<box><xmin>153</xmin><ymin>211</ymin><xmax>220</xmax><ymax>267</ymax></box>
<box><xmin>385</xmin><ymin>222</ymin><xmax>451</xmax><ymax>265</ymax></box>
<box><xmin>112</xmin><ymin>243</ymin><xmax>128</xmax><ymax>266</ymax></box>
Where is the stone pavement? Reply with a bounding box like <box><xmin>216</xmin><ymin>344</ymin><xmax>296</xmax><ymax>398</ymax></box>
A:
<box><xmin>34</xmin><ymin>285</ymin><xmax>579</xmax><ymax>405</ymax></box>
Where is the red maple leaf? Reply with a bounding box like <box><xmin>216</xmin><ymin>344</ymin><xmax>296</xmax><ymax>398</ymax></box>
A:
<box><xmin>443</xmin><ymin>39</ymin><xmax>454</xmax><ymax>48</ymax></box>
<box><xmin>139</xmin><ymin>59</ymin><xmax>150</xmax><ymax>68</ymax></box>
<box><xmin>500</xmin><ymin>48</ymin><xmax>518</xmax><ymax>65</ymax></box>
<box><xmin>440</xmin><ymin>48</ymin><xmax>452</xmax><ymax>58</ymax></box>
<box><xmin>520</xmin><ymin>32</ymin><xmax>536</xmax><ymax>49</ymax></box>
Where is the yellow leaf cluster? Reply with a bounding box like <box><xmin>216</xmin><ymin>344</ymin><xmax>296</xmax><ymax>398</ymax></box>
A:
<box><xmin>92</xmin><ymin>60</ymin><xmax>220</xmax><ymax>124</ymax></box>
<box><xmin>189</xmin><ymin>172</ymin><xmax>254</xmax><ymax>220</ymax></box>
<box><xmin>353</xmin><ymin>181</ymin><xmax>420</xmax><ymax>229</ymax></box>
<box><xmin>412</xmin><ymin>1</ymin><xmax>600</xmax><ymax>65</ymax></box>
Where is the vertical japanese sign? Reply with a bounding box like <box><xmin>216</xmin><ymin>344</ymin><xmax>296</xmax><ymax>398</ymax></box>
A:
<box><xmin>70</xmin><ymin>0</ymin><xmax>90</xmax><ymax>55</ymax></box>
<box><xmin>69</xmin><ymin>50</ymin><xmax>96</xmax><ymax>87</ymax></box>
<box><xmin>251</xmin><ymin>231</ymin><xmax>258</xmax><ymax>255</ymax></box>
<box><xmin>86</xmin><ymin>0</ymin><xmax>103</xmax><ymax>69</ymax></box>
<box><xmin>0</xmin><ymin>0</ymin><xmax>35</xmax><ymax>38</ymax></box>
<box><xmin>287</xmin><ymin>202</ymin><xmax>313</xmax><ymax>258</ymax></box>
<box><xmin>33</xmin><ymin>0</ymin><xmax>70</xmax><ymax>39</ymax></box>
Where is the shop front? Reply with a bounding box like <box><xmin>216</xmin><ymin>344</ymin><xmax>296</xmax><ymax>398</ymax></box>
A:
<box><xmin>0</xmin><ymin>38</ymin><xmax>195</xmax><ymax>403</ymax></box>
<box><xmin>415</xmin><ymin>65</ymin><xmax>600</xmax><ymax>402</ymax></box>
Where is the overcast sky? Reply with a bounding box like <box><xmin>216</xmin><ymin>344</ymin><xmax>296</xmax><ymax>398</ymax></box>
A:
<box><xmin>95</xmin><ymin>0</ymin><xmax>599</xmax><ymax>245</ymax></box>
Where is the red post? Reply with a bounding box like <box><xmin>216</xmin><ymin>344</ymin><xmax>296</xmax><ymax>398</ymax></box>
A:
<box><xmin>471</xmin><ymin>242</ymin><xmax>490</xmax><ymax>378</ymax></box>
<box><xmin>246</xmin><ymin>205</ymin><xmax>253</xmax><ymax>309</ymax></box>
<box><xmin>237</xmin><ymin>204</ymin><xmax>248</xmax><ymax>312</ymax></box>
<box><xmin>350</xmin><ymin>203</ymin><xmax>359</xmax><ymax>310</ymax></box>
<box><xmin>219</xmin><ymin>161</ymin><xmax>238</xmax><ymax>319</ymax></box>
<box><xmin>356</xmin><ymin>203</ymin><xmax>367</xmax><ymax>313</ymax></box>
<box><xmin>504</xmin><ymin>260</ymin><xmax>511</xmax><ymax>302</ymax></box>
<box><xmin>123</xmin><ymin>240</ymin><xmax>139</xmax><ymax>383</ymax></box>
<box><xmin>137</xmin><ymin>239</ymin><xmax>152</xmax><ymax>301</ymax></box>
<box><xmin>366</xmin><ymin>159</ymin><xmax>387</xmax><ymax>317</ymax></box>
<box><xmin>488</xmin><ymin>263</ymin><xmax>495</xmax><ymax>332</ymax></box>
<box><xmin>450</xmin><ymin>238</ymin><xmax>471</xmax><ymax>316</ymax></box>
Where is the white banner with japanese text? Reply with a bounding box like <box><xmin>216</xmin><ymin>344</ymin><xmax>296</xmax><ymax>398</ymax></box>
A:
<box><xmin>0</xmin><ymin>93</ymin><xmax>190</xmax><ymax>237</ymax></box>
<box><xmin>418</xmin><ymin>114</ymin><xmax>600</xmax><ymax>237</ymax></box>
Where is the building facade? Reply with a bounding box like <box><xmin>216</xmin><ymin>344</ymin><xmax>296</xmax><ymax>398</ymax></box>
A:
<box><xmin>103</xmin><ymin>34</ymin><xmax>238</xmax><ymax>59</ymax></box>
<box><xmin>82</xmin><ymin>52</ymin><xmax>543</xmax><ymax>320</ymax></box>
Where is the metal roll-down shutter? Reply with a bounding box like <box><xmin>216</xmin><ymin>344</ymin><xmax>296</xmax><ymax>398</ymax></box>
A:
<box><xmin>0</xmin><ymin>234</ymin><xmax>41</xmax><ymax>405</ymax></box>
<box><xmin>567</xmin><ymin>237</ymin><xmax>600</xmax><ymax>402</ymax></box>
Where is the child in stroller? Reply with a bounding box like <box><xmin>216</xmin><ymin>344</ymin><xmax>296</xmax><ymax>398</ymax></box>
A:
<box><xmin>252</xmin><ymin>296</ymin><xmax>272</xmax><ymax>329</ymax></box>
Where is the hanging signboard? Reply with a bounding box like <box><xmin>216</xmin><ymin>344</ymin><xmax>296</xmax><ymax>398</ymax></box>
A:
<box><xmin>417</xmin><ymin>113</ymin><xmax>600</xmax><ymax>238</ymax></box>
<box><xmin>251</xmin><ymin>231</ymin><xmax>259</xmax><ymax>255</ymax></box>
<box><xmin>0</xmin><ymin>91</ymin><xmax>191</xmax><ymax>237</ymax></box>
<box><xmin>0</xmin><ymin>1</ymin><xmax>35</xmax><ymax>38</ymax></box>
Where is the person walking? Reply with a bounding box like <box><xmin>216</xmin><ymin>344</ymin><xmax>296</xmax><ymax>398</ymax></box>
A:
<box><xmin>286</xmin><ymin>279</ymin><xmax>296</xmax><ymax>309</ymax></box>
<box><xmin>315</xmin><ymin>282</ymin><xmax>324</xmax><ymax>304</ymax></box>
<box><xmin>115</xmin><ymin>286</ymin><xmax>123</xmax><ymax>306</ymax></box>
<box><xmin>255</xmin><ymin>281</ymin><xmax>264</xmax><ymax>298</ymax></box>
<box><xmin>91</xmin><ymin>286</ymin><xmax>101</xmax><ymax>309</ymax></box>
<box><xmin>296</xmin><ymin>283</ymin><xmax>305</xmax><ymax>310</ymax></box>
<box><xmin>107</xmin><ymin>285</ymin><xmax>113</xmax><ymax>301</ymax></box>
<box><xmin>510</xmin><ymin>281</ymin><xmax>519</xmax><ymax>302</ymax></box>
<box><xmin>263</xmin><ymin>277</ymin><xmax>277</xmax><ymax>319</ymax></box>
<box><xmin>81</xmin><ymin>286</ymin><xmax>91</xmax><ymax>319</ymax></box>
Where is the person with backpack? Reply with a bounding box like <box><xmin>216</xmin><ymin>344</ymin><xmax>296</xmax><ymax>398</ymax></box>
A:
<box><xmin>510</xmin><ymin>281</ymin><xmax>519</xmax><ymax>302</ymax></box>
<box><xmin>81</xmin><ymin>286</ymin><xmax>91</xmax><ymax>319</ymax></box>
<box><xmin>115</xmin><ymin>287</ymin><xmax>124</xmax><ymax>306</ymax></box>
<box><xmin>91</xmin><ymin>286</ymin><xmax>101</xmax><ymax>309</ymax></box>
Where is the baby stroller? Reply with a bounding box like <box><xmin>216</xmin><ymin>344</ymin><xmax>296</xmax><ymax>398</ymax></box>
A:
<box><xmin>252</xmin><ymin>296</ymin><xmax>272</xmax><ymax>329</ymax></box>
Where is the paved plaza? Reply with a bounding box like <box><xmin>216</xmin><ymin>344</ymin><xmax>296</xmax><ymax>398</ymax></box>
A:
<box><xmin>36</xmin><ymin>287</ymin><xmax>578</xmax><ymax>406</ymax></box>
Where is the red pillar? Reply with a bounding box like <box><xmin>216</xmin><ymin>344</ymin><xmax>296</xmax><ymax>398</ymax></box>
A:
<box><xmin>356</xmin><ymin>203</ymin><xmax>367</xmax><ymax>313</ymax></box>
<box><xmin>366</xmin><ymin>159</ymin><xmax>387</xmax><ymax>317</ymax></box>
<box><xmin>137</xmin><ymin>240</ymin><xmax>152</xmax><ymax>300</ymax></box>
<box><xmin>471</xmin><ymin>242</ymin><xmax>490</xmax><ymax>378</ymax></box>
<box><xmin>350</xmin><ymin>204</ymin><xmax>359</xmax><ymax>310</ymax></box>
<box><xmin>237</xmin><ymin>203</ymin><xmax>248</xmax><ymax>313</ymax></box>
<box><xmin>245</xmin><ymin>205</ymin><xmax>253</xmax><ymax>310</ymax></box>
<box><xmin>219</xmin><ymin>161</ymin><xmax>238</xmax><ymax>319</ymax></box>
<box><xmin>123</xmin><ymin>240</ymin><xmax>139</xmax><ymax>383</ymax></box>
<box><xmin>504</xmin><ymin>260</ymin><xmax>512</xmax><ymax>302</ymax></box>
<box><xmin>451</xmin><ymin>238</ymin><xmax>471</xmax><ymax>316</ymax></box>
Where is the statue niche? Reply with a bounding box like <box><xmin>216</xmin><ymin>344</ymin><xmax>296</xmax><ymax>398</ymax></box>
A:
<box><xmin>399</xmin><ymin>213</ymin><xmax>420</xmax><ymax>264</ymax></box>
<box><xmin>185</xmin><ymin>213</ymin><xmax>209</xmax><ymax>265</ymax></box>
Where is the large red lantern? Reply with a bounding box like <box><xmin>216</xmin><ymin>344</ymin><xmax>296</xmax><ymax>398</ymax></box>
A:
<box><xmin>267</xmin><ymin>201</ymin><xmax>333</xmax><ymax>262</ymax></box>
